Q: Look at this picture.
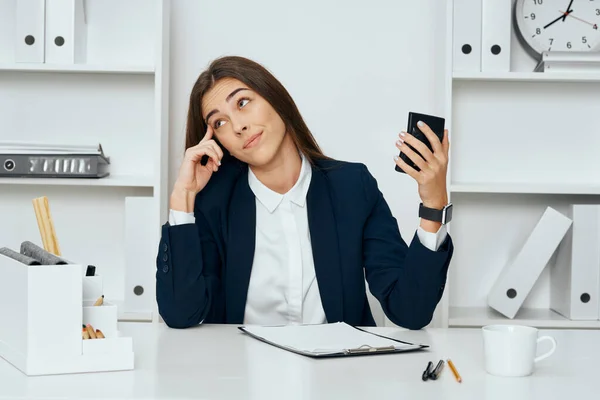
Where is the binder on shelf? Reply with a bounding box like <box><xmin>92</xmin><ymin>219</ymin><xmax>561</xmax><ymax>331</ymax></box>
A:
<box><xmin>14</xmin><ymin>0</ymin><xmax>46</xmax><ymax>63</ymax></box>
<box><xmin>452</xmin><ymin>0</ymin><xmax>482</xmax><ymax>72</ymax></box>
<box><xmin>488</xmin><ymin>207</ymin><xmax>572</xmax><ymax>319</ymax></box>
<box><xmin>481</xmin><ymin>0</ymin><xmax>511</xmax><ymax>72</ymax></box>
<box><xmin>44</xmin><ymin>0</ymin><xmax>87</xmax><ymax>64</ymax></box>
<box><xmin>534</xmin><ymin>51</ymin><xmax>600</xmax><ymax>73</ymax></box>
<box><xmin>124</xmin><ymin>197</ymin><xmax>157</xmax><ymax>318</ymax></box>
<box><xmin>551</xmin><ymin>205</ymin><xmax>600</xmax><ymax>320</ymax></box>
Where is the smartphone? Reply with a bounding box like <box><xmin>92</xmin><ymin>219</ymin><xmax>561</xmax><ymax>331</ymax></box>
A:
<box><xmin>395</xmin><ymin>112</ymin><xmax>445</xmax><ymax>174</ymax></box>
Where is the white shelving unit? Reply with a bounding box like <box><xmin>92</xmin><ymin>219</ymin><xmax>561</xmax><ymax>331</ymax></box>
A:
<box><xmin>0</xmin><ymin>63</ymin><xmax>154</xmax><ymax>74</ymax></box>
<box><xmin>0</xmin><ymin>0</ymin><xmax>170</xmax><ymax>322</ymax></box>
<box><xmin>0</xmin><ymin>175</ymin><xmax>154</xmax><ymax>188</ymax></box>
<box><xmin>437</xmin><ymin>0</ymin><xmax>600</xmax><ymax>330</ymax></box>
<box><xmin>449</xmin><ymin>307</ymin><xmax>600</xmax><ymax>329</ymax></box>
<box><xmin>451</xmin><ymin>183</ymin><xmax>600</xmax><ymax>196</ymax></box>
<box><xmin>453</xmin><ymin>70</ymin><xmax>600</xmax><ymax>83</ymax></box>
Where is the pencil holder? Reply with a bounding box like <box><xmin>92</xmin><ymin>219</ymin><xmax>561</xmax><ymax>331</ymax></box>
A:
<box><xmin>82</xmin><ymin>300</ymin><xmax>118</xmax><ymax>338</ymax></box>
<box><xmin>0</xmin><ymin>254</ymin><xmax>134</xmax><ymax>376</ymax></box>
<box><xmin>82</xmin><ymin>272</ymin><xmax>103</xmax><ymax>302</ymax></box>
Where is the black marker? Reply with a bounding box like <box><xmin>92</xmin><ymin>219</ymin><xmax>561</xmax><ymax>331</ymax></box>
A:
<box><xmin>429</xmin><ymin>360</ymin><xmax>445</xmax><ymax>380</ymax></box>
<box><xmin>422</xmin><ymin>361</ymin><xmax>434</xmax><ymax>381</ymax></box>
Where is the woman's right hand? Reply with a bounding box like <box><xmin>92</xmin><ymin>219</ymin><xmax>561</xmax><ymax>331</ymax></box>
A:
<box><xmin>170</xmin><ymin>126</ymin><xmax>223</xmax><ymax>212</ymax></box>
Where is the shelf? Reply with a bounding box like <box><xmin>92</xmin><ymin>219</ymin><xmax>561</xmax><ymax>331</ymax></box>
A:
<box><xmin>449</xmin><ymin>307</ymin><xmax>600</xmax><ymax>329</ymax></box>
<box><xmin>112</xmin><ymin>300</ymin><xmax>153</xmax><ymax>322</ymax></box>
<box><xmin>0</xmin><ymin>63</ymin><xmax>154</xmax><ymax>75</ymax></box>
<box><xmin>453</xmin><ymin>71</ymin><xmax>600</xmax><ymax>83</ymax></box>
<box><xmin>0</xmin><ymin>174</ymin><xmax>154</xmax><ymax>188</ymax></box>
<box><xmin>450</xmin><ymin>182</ymin><xmax>600</xmax><ymax>195</ymax></box>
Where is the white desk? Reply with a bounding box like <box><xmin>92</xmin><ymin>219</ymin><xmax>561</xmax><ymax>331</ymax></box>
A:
<box><xmin>1</xmin><ymin>323</ymin><xmax>598</xmax><ymax>399</ymax></box>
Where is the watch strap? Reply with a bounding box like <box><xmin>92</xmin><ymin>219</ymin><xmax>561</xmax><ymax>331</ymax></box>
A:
<box><xmin>419</xmin><ymin>203</ymin><xmax>444</xmax><ymax>223</ymax></box>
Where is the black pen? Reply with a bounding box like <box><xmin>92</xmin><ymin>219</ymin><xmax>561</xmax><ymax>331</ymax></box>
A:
<box><xmin>429</xmin><ymin>360</ymin><xmax>445</xmax><ymax>380</ymax></box>
<box><xmin>422</xmin><ymin>361</ymin><xmax>434</xmax><ymax>381</ymax></box>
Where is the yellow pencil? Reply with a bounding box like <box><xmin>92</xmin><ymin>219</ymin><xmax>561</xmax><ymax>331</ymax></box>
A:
<box><xmin>86</xmin><ymin>324</ymin><xmax>97</xmax><ymax>339</ymax></box>
<box><xmin>93</xmin><ymin>295</ymin><xmax>104</xmax><ymax>306</ymax></box>
<box><xmin>447</xmin><ymin>359</ymin><xmax>462</xmax><ymax>383</ymax></box>
<box><xmin>32</xmin><ymin>196</ymin><xmax>61</xmax><ymax>256</ymax></box>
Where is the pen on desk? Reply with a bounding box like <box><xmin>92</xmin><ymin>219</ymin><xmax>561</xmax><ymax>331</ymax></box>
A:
<box><xmin>430</xmin><ymin>360</ymin><xmax>445</xmax><ymax>380</ymax></box>
<box><xmin>422</xmin><ymin>361</ymin><xmax>434</xmax><ymax>381</ymax></box>
<box><xmin>447</xmin><ymin>359</ymin><xmax>462</xmax><ymax>383</ymax></box>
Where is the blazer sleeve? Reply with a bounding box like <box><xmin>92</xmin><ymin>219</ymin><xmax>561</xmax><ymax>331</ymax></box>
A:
<box><xmin>155</xmin><ymin>208</ymin><xmax>222</xmax><ymax>328</ymax></box>
<box><xmin>360</xmin><ymin>165</ymin><xmax>454</xmax><ymax>330</ymax></box>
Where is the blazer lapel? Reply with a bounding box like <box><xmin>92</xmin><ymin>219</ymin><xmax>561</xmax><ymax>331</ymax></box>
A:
<box><xmin>307</xmin><ymin>165</ymin><xmax>344</xmax><ymax>323</ymax></box>
<box><xmin>225</xmin><ymin>171</ymin><xmax>256</xmax><ymax>324</ymax></box>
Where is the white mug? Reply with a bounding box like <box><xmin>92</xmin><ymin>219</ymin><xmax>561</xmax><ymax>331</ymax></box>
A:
<box><xmin>482</xmin><ymin>325</ymin><xmax>557</xmax><ymax>377</ymax></box>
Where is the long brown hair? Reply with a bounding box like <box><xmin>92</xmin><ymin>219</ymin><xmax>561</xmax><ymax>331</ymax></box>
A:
<box><xmin>185</xmin><ymin>56</ymin><xmax>329</xmax><ymax>165</ymax></box>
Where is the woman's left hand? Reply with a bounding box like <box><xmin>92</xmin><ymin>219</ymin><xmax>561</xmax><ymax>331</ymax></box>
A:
<box><xmin>394</xmin><ymin>121</ymin><xmax>450</xmax><ymax>210</ymax></box>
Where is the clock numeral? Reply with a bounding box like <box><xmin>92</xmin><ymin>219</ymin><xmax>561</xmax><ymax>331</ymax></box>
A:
<box><xmin>549</xmin><ymin>38</ymin><xmax>554</xmax><ymax>45</ymax></box>
<box><xmin>567</xmin><ymin>42</ymin><xmax>572</xmax><ymax>49</ymax></box>
<box><xmin>583</xmin><ymin>36</ymin><xmax>588</xmax><ymax>44</ymax></box>
<box><xmin>532</xmin><ymin>0</ymin><xmax>542</xmax><ymax>4</ymax></box>
<box><xmin>596</xmin><ymin>9</ymin><xmax>599</xmax><ymax>15</ymax></box>
<box><xmin>531</xmin><ymin>13</ymin><xmax>536</xmax><ymax>20</ymax></box>
<box><xmin>536</xmin><ymin>28</ymin><xmax>541</xmax><ymax>34</ymax></box>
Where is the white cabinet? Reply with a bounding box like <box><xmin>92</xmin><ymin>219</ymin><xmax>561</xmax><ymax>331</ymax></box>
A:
<box><xmin>437</xmin><ymin>0</ymin><xmax>600</xmax><ymax>329</ymax></box>
<box><xmin>0</xmin><ymin>0</ymin><xmax>170</xmax><ymax>322</ymax></box>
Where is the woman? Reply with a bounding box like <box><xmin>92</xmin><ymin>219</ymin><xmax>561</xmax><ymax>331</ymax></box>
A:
<box><xmin>156</xmin><ymin>56</ymin><xmax>453</xmax><ymax>330</ymax></box>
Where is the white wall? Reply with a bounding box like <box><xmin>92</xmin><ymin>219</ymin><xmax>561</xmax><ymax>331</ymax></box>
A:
<box><xmin>167</xmin><ymin>0</ymin><xmax>448</xmax><ymax>325</ymax></box>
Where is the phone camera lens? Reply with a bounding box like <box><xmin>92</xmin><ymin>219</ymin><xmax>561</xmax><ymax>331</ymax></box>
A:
<box><xmin>4</xmin><ymin>159</ymin><xmax>15</xmax><ymax>171</ymax></box>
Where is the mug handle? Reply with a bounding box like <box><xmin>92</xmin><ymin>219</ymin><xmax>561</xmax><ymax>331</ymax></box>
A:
<box><xmin>534</xmin><ymin>336</ymin><xmax>557</xmax><ymax>363</ymax></box>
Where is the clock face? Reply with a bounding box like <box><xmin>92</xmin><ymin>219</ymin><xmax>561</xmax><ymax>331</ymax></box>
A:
<box><xmin>514</xmin><ymin>0</ymin><xmax>600</xmax><ymax>56</ymax></box>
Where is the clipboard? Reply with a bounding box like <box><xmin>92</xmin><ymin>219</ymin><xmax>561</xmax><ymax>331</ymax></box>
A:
<box><xmin>238</xmin><ymin>322</ymin><xmax>428</xmax><ymax>358</ymax></box>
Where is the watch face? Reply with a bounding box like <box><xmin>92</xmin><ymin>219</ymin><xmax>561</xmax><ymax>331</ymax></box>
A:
<box><xmin>444</xmin><ymin>205</ymin><xmax>453</xmax><ymax>224</ymax></box>
<box><xmin>514</xmin><ymin>0</ymin><xmax>600</xmax><ymax>58</ymax></box>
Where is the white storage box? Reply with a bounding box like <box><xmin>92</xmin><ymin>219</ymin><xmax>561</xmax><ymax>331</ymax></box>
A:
<box><xmin>82</xmin><ymin>300</ymin><xmax>117</xmax><ymax>338</ymax></box>
<box><xmin>82</xmin><ymin>272</ymin><xmax>103</xmax><ymax>302</ymax></box>
<box><xmin>0</xmin><ymin>254</ymin><xmax>134</xmax><ymax>375</ymax></box>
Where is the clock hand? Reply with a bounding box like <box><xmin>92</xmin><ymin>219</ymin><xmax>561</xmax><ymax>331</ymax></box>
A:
<box><xmin>562</xmin><ymin>0</ymin><xmax>574</xmax><ymax>21</ymax></box>
<box><xmin>544</xmin><ymin>12</ymin><xmax>569</xmax><ymax>29</ymax></box>
<box><xmin>559</xmin><ymin>9</ymin><xmax>597</xmax><ymax>28</ymax></box>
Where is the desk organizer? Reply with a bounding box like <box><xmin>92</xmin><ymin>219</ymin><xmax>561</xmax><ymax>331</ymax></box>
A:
<box><xmin>0</xmin><ymin>255</ymin><xmax>134</xmax><ymax>375</ymax></box>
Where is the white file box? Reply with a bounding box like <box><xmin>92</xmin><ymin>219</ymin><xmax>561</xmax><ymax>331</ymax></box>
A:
<box><xmin>481</xmin><ymin>0</ymin><xmax>511</xmax><ymax>72</ymax></box>
<box><xmin>44</xmin><ymin>0</ymin><xmax>87</xmax><ymax>64</ymax></box>
<box><xmin>551</xmin><ymin>205</ymin><xmax>600</xmax><ymax>320</ymax></box>
<box><xmin>0</xmin><ymin>255</ymin><xmax>133</xmax><ymax>376</ymax></box>
<box><xmin>488</xmin><ymin>207</ymin><xmax>572</xmax><ymax>319</ymax></box>
<box><xmin>124</xmin><ymin>197</ymin><xmax>158</xmax><ymax>316</ymax></box>
<box><xmin>452</xmin><ymin>0</ymin><xmax>482</xmax><ymax>72</ymax></box>
<box><xmin>15</xmin><ymin>0</ymin><xmax>46</xmax><ymax>63</ymax></box>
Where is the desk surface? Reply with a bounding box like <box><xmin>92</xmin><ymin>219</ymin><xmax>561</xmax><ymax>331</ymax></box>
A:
<box><xmin>1</xmin><ymin>323</ymin><xmax>598</xmax><ymax>399</ymax></box>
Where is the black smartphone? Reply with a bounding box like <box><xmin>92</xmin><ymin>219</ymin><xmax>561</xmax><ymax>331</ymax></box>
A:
<box><xmin>395</xmin><ymin>112</ymin><xmax>445</xmax><ymax>174</ymax></box>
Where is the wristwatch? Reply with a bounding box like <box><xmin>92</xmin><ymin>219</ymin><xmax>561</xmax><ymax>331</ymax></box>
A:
<box><xmin>419</xmin><ymin>203</ymin><xmax>453</xmax><ymax>225</ymax></box>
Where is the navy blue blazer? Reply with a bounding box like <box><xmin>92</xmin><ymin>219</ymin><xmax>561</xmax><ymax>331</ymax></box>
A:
<box><xmin>156</xmin><ymin>157</ymin><xmax>453</xmax><ymax>329</ymax></box>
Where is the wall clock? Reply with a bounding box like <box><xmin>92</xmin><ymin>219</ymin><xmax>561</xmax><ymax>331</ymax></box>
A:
<box><xmin>514</xmin><ymin>0</ymin><xmax>600</xmax><ymax>59</ymax></box>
